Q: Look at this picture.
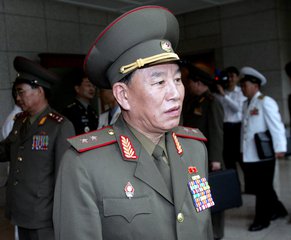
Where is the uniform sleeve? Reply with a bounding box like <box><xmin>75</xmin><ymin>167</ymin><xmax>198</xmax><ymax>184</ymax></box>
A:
<box><xmin>53</xmin><ymin>149</ymin><xmax>103</xmax><ymax>240</ymax></box>
<box><xmin>223</xmin><ymin>94</ymin><xmax>242</xmax><ymax>113</ymax></box>
<box><xmin>208</xmin><ymin>100</ymin><xmax>224</xmax><ymax>164</ymax></box>
<box><xmin>54</xmin><ymin>120</ymin><xmax>75</xmax><ymax>174</ymax></box>
<box><xmin>263</xmin><ymin>97</ymin><xmax>287</xmax><ymax>153</ymax></box>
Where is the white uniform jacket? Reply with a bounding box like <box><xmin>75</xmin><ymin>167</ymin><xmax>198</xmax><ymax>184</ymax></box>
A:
<box><xmin>241</xmin><ymin>91</ymin><xmax>286</xmax><ymax>162</ymax></box>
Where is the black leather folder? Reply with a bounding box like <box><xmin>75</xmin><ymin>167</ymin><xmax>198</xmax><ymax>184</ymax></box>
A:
<box><xmin>209</xmin><ymin>169</ymin><xmax>242</xmax><ymax>213</ymax></box>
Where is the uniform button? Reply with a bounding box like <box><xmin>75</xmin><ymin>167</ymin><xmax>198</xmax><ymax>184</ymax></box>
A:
<box><xmin>17</xmin><ymin>157</ymin><xmax>23</xmax><ymax>162</ymax></box>
<box><xmin>20</xmin><ymin>146</ymin><xmax>25</xmax><ymax>150</ymax></box>
<box><xmin>16</xmin><ymin>169</ymin><xmax>20</xmax><ymax>174</ymax></box>
<box><xmin>13</xmin><ymin>181</ymin><xmax>18</xmax><ymax>186</ymax></box>
<box><xmin>177</xmin><ymin>213</ymin><xmax>184</xmax><ymax>223</ymax></box>
<box><xmin>108</xmin><ymin>129</ymin><xmax>114</xmax><ymax>135</ymax></box>
<box><xmin>84</xmin><ymin>126</ymin><xmax>90</xmax><ymax>133</ymax></box>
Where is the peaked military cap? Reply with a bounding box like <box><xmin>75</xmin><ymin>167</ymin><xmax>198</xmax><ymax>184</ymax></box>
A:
<box><xmin>240</xmin><ymin>66</ymin><xmax>267</xmax><ymax>86</ymax></box>
<box><xmin>187</xmin><ymin>64</ymin><xmax>214</xmax><ymax>87</ymax></box>
<box><xmin>84</xmin><ymin>5</ymin><xmax>180</xmax><ymax>89</ymax></box>
<box><xmin>14</xmin><ymin>56</ymin><xmax>60</xmax><ymax>89</ymax></box>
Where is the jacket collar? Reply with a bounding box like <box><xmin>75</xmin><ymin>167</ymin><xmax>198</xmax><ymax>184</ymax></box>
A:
<box><xmin>113</xmin><ymin>117</ymin><xmax>187</xmax><ymax>210</ymax></box>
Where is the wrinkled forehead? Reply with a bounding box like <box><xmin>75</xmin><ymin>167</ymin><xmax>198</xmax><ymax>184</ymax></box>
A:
<box><xmin>137</xmin><ymin>62</ymin><xmax>181</xmax><ymax>78</ymax></box>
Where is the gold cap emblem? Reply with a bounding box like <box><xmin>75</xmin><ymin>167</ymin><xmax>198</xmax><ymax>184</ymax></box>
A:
<box><xmin>160</xmin><ymin>40</ymin><xmax>173</xmax><ymax>52</ymax></box>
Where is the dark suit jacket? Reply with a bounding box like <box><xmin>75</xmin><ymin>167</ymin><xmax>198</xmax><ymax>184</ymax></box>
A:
<box><xmin>53</xmin><ymin>117</ymin><xmax>213</xmax><ymax>240</ymax></box>
<box><xmin>0</xmin><ymin>106</ymin><xmax>75</xmax><ymax>229</ymax></box>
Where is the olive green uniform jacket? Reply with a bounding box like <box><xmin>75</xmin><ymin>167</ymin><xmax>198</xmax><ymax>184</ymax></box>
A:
<box><xmin>0</xmin><ymin>106</ymin><xmax>75</xmax><ymax>229</ymax></box>
<box><xmin>53</xmin><ymin>117</ymin><xmax>213</xmax><ymax>240</ymax></box>
<box><xmin>183</xmin><ymin>90</ymin><xmax>224</xmax><ymax>165</ymax></box>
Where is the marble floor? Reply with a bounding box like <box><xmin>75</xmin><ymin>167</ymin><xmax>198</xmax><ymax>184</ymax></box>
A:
<box><xmin>0</xmin><ymin>159</ymin><xmax>291</xmax><ymax>240</ymax></box>
<box><xmin>224</xmin><ymin>158</ymin><xmax>291</xmax><ymax>240</ymax></box>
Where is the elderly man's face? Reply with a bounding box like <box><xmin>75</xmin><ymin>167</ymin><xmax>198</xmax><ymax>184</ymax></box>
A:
<box><xmin>125</xmin><ymin>63</ymin><xmax>184</xmax><ymax>133</ymax></box>
<box><xmin>15</xmin><ymin>83</ymin><xmax>42</xmax><ymax>113</ymax></box>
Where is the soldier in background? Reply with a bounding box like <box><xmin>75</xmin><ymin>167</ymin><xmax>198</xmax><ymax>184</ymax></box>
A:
<box><xmin>182</xmin><ymin>64</ymin><xmax>225</xmax><ymax>240</ymax></box>
<box><xmin>240</xmin><ymin>66</ymin><xmax>287</xmax><ymax>231</ymax></box>
<box><xmin>62</xmin><ymin>69</ymin><xmax>98</xmax><ymax>135</ymax></box>
<box><xmin>0</xmin><ymin>56</ymin><xmax>75</xmax><ymax>240</ymax></box>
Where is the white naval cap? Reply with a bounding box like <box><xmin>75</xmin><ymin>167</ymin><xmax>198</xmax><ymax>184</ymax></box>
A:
<box><xmin>240</xmin><ymin>66</ymin><xmax>267</xmax><ymax>86</ymax></box>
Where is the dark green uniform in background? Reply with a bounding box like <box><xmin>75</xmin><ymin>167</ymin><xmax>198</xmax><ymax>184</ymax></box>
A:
<box><xmin>183</xmin><ymin>91</ymin><xmax>224</xmax><ymax>166</ymax></box>
<box><xmin>0</xmin><ymin>106</ymin><xmax>74</xmax><ymax>228</ymax></box>
<box><xmin>0</xmin><ymin>56</ymin><xmax>75</xmax><ymax>240</ymax></box>
<box><xmin>62</xmin><ymin>99</ymin><xmax>98</xmax><ymax>135</ymax></box>
<box><xmin>183</xmin><ymin>89</ymin><xmax>225</xmax><ymax>239</ymax></box>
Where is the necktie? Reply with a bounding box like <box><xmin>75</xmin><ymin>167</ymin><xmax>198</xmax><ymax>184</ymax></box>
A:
<box><xmin>152</xmin><ymin>145</ymin><xmax>172</xmax><ymax>195</ymax></box>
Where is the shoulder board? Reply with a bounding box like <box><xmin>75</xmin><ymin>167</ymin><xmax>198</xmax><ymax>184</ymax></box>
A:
<box><xmin>175</xmin><ymin>126</ymin><xmax>207</xmax><ymax>142</ymax></box>
<box><xmin>206</xmin><ymin>92</ymin><xmax>215</xmax><ymax>101</ymax></box>
<box><xmin>67</xmin><ymin>102</ymin><xmax>76</xmax><ymax>108</ymax></box>
<box><xmin>47</xmin><ymin>112</ymin><xmax>65</xmax><ymax>123</ymax></box>
<box><xmin>68</xmin><ymin>126</ymin><xmax>117</xmax><ymax>153</ymax></box>
<box><xmin>258</xmin><ymin>94</ymin><xmax>265</xmax><ymax>100</ymax></box>
<box><xmin>14</xmin><ymin>111</ymin><xmax>27</xmax><ymax>120</ymax></box>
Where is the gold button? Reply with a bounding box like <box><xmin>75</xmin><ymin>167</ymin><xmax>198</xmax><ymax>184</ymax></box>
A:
<box><xmin>14</xmin><ymin>181</ymin><xmax>18</xmax><ymax>186</ymax></box>
<box><xmin>177</xmin><ymin>213</ymin><xmax>184</xmax><ymax>223</ymax></box>
<box><xmin>108</xmin><ymin>129</ymin><xmax>114</xmax><ymax>135</ymax></box>
<box><xmin>18</xmin><ymin>157</ymin><xmax>23</xmax><ymax>162</ymax></box>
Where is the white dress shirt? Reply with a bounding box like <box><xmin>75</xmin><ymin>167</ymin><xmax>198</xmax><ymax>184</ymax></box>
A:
<box><xmin>215</xmin><ymin>86</ymin><xmax>246</xmax><ymax>123</ymax></box>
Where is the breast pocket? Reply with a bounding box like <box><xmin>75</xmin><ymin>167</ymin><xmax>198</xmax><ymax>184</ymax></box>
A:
<box><xmin>103</xmin><ymin>196</ymin><xmax>152</xmax><ymax>223</ymax></box>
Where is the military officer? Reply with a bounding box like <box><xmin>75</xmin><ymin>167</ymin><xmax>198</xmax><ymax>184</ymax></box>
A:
<box><xmin>240</xmin><ymin>66</ymin><xmax>287</xmax><ymax>231</ymax></box>
<box><xmin>0</xmin><ymin>56</ymin><xmax>75</xmax><ymax>240</ymax></box>
<box><xmin>53</xmin><ymin>6</ymin><xmax>214</xmax><ymax>240</ymax></box>
<box><xmin>62</xmin><ymin>68</ymin><xmax>98</xmax><ymax>134</ymax></box>
<box><xmin>182</xmin><ymin>64</ymin><xmax>225</xmax><ymax>240</ymax></box>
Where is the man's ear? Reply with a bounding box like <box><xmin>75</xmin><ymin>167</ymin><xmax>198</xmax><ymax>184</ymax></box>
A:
<box><xmin>112</xmin><ymin>82</ymin><xmax>130</xmax><ymax>110</ymax></box>
<box><xmin>74</xmin><ymin>85</ymin><xmax>80</xmax><ymax>94</ymax></box>
<box><xmin>38</xmin><ymin>86</ymin><xmax>45</xmax><ymax>95</ymax></box>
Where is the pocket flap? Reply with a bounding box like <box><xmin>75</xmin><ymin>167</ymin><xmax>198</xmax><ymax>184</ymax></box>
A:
<box><xmin>103</xmin><ymin>197</ymin><xmax>151</xmax><ymax>223</ymax></box>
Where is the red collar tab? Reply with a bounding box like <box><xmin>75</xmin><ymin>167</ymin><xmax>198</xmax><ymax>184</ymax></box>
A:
<box><xmin>172</xmin><ymin>132</ymin><xmax>183</xmax><ymax>155</ymax></box>
<box><xmin>120</xmin><ymin>135</ymin><xmax>138</xmax><ymax>160</ymax></box>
